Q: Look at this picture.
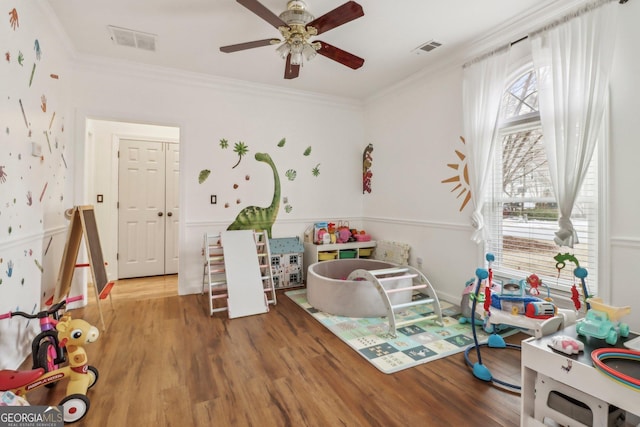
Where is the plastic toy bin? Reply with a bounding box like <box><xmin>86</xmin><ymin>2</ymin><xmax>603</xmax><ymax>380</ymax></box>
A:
<box><xmin>339</xmin><ymin>249</ymin><xmax>358</xmax><ymax>259</ymax></box>
<box><xmin>359</xmin><ymin>248</ymin><xmax>373</xmax><ymax>257</ymax></box>
<box><xmin>318</xmin><ymin>251</ymin><xmax>338</xmax><ymax>261</ymax></box>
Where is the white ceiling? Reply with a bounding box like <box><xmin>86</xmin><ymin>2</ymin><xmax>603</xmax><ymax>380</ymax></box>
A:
<box><xmin>45</xmin><ymin>0</ymin><xmax>579</xmax><ymax>100</ymax></box>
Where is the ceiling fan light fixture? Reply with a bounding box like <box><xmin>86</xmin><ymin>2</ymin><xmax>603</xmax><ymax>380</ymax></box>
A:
<box><xmin>302</xmin><ymin>43</ymin><xmax>317</xmax><ymax>61</ymax></box>
<box><xmin>276</xmin><ymin>43</ymin><xmax>291</xmax><ymax>59</ymax></box>
<box><xmin>290</xmin><ymin>51</ymin><xmax>303</xmax><ymax>66</ymax></box>
<box><xmin>279</xmin><ymin>0</ymin><xmax>314</xmax><ymax>25</ymax></box>
<box><xmin>220</xmin><ymin>0</ymin><xmax>365</xmax><ymax>79</ymax></box>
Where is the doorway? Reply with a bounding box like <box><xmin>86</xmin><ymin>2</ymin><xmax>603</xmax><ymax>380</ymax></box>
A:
<box><xmin>118</xmin><ymin>139</ymin><xmax>180</xmax><ymax>279</ymax></box>
<box><xmin>85</xmin><ymin>119</ymin><xmax>180</xmax><ymax>283</ymax></box>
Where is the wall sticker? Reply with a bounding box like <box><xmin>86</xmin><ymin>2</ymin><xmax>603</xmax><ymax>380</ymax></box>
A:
<box><xmin>362</xmin><ymin>143</ymin><xmax>372</xmax><ymax>194</ymax></box>
<box><xmin>442</xmin><ymin>136</ymin><xmax>472</xmax><ymax>212</ymax></box>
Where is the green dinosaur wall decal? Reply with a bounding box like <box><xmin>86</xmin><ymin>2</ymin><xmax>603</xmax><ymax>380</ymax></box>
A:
<box><xmin>227</xmin><ymin>152</ymin><xmax>280</xmax><ymax>238</ymax></box>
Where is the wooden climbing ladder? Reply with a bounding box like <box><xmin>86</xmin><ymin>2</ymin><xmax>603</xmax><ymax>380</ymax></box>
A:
<box><xmin>346</xmin><ymin>266</ymin><xmax>443</xmax><ymax>337</ymax></box>
<box><xmin>202</xmin><ymin>230</ymin><xmax>276</xmax><ymax>317</ymax></box>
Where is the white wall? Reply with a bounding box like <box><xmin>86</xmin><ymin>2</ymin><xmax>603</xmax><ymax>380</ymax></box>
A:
<box><xmin>0</xmin><ymin>1</ymin><xmax>73</xmax><ymax>369</ymax></box>
<box><xmin>363</xmin><ymin>0</ymin><xmax>640</xmax><ymax>330</ymax></box>
<box><xmin>608</xmin><ymin>0</ymin><xmax>640</xmax><ymax>329</ymax></box>
<box><xmin>68</xmin><ymin>62</ymin><xmax>366</xmax><ymax>295</ymax></box>
<box><xmin>362</xmin><ymin>66</ymin><xmax>478</xmax><ymax>304</ymax></box>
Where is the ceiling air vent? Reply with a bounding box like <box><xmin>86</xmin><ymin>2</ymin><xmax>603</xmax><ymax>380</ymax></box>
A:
<box><xmin>108</xmin><ymin>25</ymin><xmax>157</xmax><ymax>52</ymax></box>
<box><xmin>413</xmin><ymin>40</ymin><xmax>442</xmax><ymax>54</ymax></box>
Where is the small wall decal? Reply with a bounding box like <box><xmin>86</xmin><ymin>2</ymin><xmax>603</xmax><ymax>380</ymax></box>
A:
<box><xmin>18</xmin><ymin>99</ymin><xmax>28</xmax><ymax>127</ymax></box>
<box><xmin>9</xmin><ymin>8</ymin><xmax>19</xmax><ymax>30</ymax></box>
<box><xmin>39</xmin><ymin>182</ymin><xmax>47</xmax><ymax>202</ymax></box>
<box><xmin>285</xmin><ymin>169</ymin><xmax>296</xmax><ymax>181</ymax></box>
<box><xmin>44</xmin><ymin>236</ymin><xmax>53</xmax><ymax>255</ymax></box>
<box><xmin>442</xmin><ymin>136</ymin><xmax>472</xmax><ymax>212</ymax></box>
<box><xmin>43</xmin><ymin>131</ymin><xmax>52</xmax><ymax>152</ymax></box>
<box><xmin>219</xmin><ymin>138</ymin><xmax>228</xmax><ymax>149</ymax></box>
<box><xmin>232</xmin><ymin>141</ymin><xmax>249</xmax><ymax>168</ymax></box>
<box><xmin>303</xmin><ymin>146</ymin><xmax>311</xmax><ymax>156</ymax></box>
<box><xmin>277</xmin><ymin>138</ymin><xmax>286</xmax><ymax>147</ymax></box>
<box><xmin>198</xmin><ymin>169</ymin><xmax>210</xmax><ymax>184</ymax></box>
<box><xmin>6</xmin><ymin>260</ymin><xmax>13</xmax><ymax>277</ymax></box>
<box><xmin>363</xmin><ymin>143</ymin><xmax>373</xmax><ymax>194</ymax></box>
<box><xmin>312</xmin><ymin>163</ymin><xmax>320</xmax><ymax>177</ymax></box>
<box><xmin>34</xmin><ymin>39</ymin><xmax>41</xmax><ymax>60</ymax></box>
<box><xmin>29</xmin><ymin>63</ymin><xmax>36</xmax><ymax>86</ymax></box>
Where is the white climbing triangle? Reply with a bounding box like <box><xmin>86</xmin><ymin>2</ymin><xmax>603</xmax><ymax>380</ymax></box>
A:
<box><xmin>346</xmin><ymin>266</ymin><xmax>443</xmax><ymax>337</ymax></box>
<box><xmin>202</xmin><ymin>230</ymin><xmax>275</xmax><ymax>317</ymax></box>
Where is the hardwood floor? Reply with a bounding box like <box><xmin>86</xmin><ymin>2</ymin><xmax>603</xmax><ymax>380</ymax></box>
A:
<box><xmin>24</xmin><ymin>276</ymin><xmax>526</xmax><ymax>426</ymax></box>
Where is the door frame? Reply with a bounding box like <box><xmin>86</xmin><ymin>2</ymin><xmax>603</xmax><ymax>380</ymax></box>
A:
<box><xmin>80</xmin><ymin>117</ymin><xmax>181</xmax><ymax>291</ymax></box>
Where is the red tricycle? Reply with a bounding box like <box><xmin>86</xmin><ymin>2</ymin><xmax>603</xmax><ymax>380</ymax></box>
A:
<box><xmin>0</xmin><ymin>314</ymin><xmax>100</xmax><ymax>423</ymax></box>
<box><xmin>0</xmin><ymin>295</ymin><xmax>83</xmax><ymax>379</ymax></box>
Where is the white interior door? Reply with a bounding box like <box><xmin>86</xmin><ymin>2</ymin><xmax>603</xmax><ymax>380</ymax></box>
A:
<box><xmin>118</xmin><ymin>139</ymin><xmax>179</xmax><ymax>278</ymax></box>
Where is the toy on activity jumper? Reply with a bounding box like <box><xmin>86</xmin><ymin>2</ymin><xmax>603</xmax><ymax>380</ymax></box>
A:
<box><xmin>554</xmin><ymin>252</ymin><xmax>591</xmax><ymax>311</ymax></box>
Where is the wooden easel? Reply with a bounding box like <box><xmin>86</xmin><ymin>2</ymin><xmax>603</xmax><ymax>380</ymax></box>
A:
<box><xmin>54</xmin><ymin>205</ymin><xmax>115</xmax><ymax>330</ymax></box>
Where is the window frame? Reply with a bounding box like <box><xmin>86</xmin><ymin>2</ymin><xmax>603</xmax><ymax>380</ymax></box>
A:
<box><xmin>482</xmin><ymin>63</ymin><xmax>607</xmax><ymax>300</ymax></box>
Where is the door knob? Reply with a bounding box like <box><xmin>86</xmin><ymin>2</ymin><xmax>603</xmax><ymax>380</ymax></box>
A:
<box><xmin>158</xmin><ymin>212</ymin><xmax>163</xmax><ymax>217</ymax></box>
<box><xmin>167</xmin><ymin>212</ymin><xmax>173</xmax><ymax>217</ymax></box>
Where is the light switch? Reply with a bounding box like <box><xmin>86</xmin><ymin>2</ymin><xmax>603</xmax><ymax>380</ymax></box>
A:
<box><xmin>31</xmin><ymin>142</ymin><xmax>42</xmax><ymax>157</ymax></box>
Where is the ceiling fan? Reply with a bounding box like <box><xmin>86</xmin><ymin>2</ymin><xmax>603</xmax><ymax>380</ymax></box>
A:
<box><xmin>220</xmin><ymin>0</ymin><xmax>365</xmax><ymax>79</ymax></box>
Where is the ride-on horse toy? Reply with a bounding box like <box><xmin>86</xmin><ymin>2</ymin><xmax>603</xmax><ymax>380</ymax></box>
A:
<box><xmin>0</xmin><ymin>314</ymin><xmax>100</xmax><ymax>423</ymax></box>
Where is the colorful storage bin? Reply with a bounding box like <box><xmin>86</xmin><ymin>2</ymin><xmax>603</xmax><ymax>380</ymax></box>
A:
<box><xmin>339</xmin><ymin>249</ymin><xmax>358</xmax><ymax>259</ymax></box>
<box><xmin>318</xmin><ymin>251</ymin><xmax>338</xmax><ymax>261</ymax></box>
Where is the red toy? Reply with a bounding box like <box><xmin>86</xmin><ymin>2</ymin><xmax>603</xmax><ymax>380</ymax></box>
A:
<box><xmin>0</xmin><ymin>314</ymin><xmax>100</xmax><ymax>423</ymax></box>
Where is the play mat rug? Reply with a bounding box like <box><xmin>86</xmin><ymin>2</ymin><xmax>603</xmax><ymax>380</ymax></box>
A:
<box><xmin>285</xmin><ymin>289</ymin><xmax>517</xmax><ymax>374</ymax></box>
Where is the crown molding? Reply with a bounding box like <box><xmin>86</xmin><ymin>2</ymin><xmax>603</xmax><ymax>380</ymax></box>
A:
<box><xmin>72</xmin><ymin>53</ymin><xmax>364</xmax><ymax>111</ymax></box>
<box><xmin>366</xmin><ymin>0</ymin><xmax>587</xmax><ymax>104</ymax></box>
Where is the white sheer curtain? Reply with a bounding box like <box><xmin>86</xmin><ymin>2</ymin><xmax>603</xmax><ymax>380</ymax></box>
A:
<box><xmin>462</xmin><ymin>46</ymin><xmax>510</xmax><ymax>243</ymax></box>
<box><xmin>530</xmin><ymin>0</ymin><xmax>618</xmax><ymax>247</ymax></box>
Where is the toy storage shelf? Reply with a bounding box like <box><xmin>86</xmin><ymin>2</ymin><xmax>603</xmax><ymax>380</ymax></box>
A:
<box><xmin>303</xmin><ymin>241</ymin><xmax>376</xmax><ymax>266</ymax></box>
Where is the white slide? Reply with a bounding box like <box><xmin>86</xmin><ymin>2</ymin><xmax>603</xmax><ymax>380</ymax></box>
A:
<box><xmin>221</xmin><ymin>230</ymin><xmax>269</xmax><ymax>319</ymax></box>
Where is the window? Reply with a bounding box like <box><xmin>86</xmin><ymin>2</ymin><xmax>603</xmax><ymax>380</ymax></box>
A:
<box><xmin>484</xmin><ymin>68</ymin><xmax>599</xmax><ymax>294</ymax></box>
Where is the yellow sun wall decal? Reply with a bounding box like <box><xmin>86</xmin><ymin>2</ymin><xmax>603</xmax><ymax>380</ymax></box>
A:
<box><xmin>442</xmin><ymin>136</ymin><xmax>471</xmax><ymax>212</ymax></box>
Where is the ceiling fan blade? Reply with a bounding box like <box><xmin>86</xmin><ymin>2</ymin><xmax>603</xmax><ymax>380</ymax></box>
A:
<box><xmin>307</xmin><ymin>1</ymin><xmax>364</xmax><ymax>35</ymax></box>
<box><xmin>316</xmin><ymin>41</ymin><xmax>364</xmax><ymax>70</ymax></box>
<box><xmin>220</xmin><ymin>38</ymin><xmax>279</xmax><ymax>53</ymax></box>
<box><xmin>237</xmin><ymin>0</ymin><xmax>287</xmax><ymax>29</ymax></box>
<box><xmin>284</xmin><ymin>54</ymin><xmax>300</xmax><ymax>79</ymax></box>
